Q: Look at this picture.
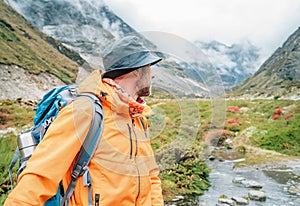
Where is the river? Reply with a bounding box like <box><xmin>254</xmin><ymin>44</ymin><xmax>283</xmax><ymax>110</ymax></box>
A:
<box><xmin>199</xmin><ymin>159</ymin><xmax>300</xmax><ymax>205</ymax></box>
<box><xmin>167</xmin><ymin>158</ymin><xmax>300</xmax><ymax>206</ymax></box>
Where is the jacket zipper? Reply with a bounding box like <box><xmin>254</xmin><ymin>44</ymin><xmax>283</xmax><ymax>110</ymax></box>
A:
<box><xmin>127</xmin><ymin>124</ymin><xmax>133</xmax><ymax>159</ymax></box>
<box><xmin>131</xmin><ymin>119</ymin><xmax>140</xmax><ymax>205</ymax></box>
<box><xmin>95</xmin><ymin>194</ymin><xmax>100</xmax><ymax>206</ymax></box>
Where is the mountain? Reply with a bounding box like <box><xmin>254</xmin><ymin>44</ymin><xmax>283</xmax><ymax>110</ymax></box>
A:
<box><xmin>2</xmin><ymin>0</ymin><xmax>298</xmax><ymax>100</ymax></box>
<box><xmin>194</xmin><ymin>40</ymin><xmax>262</xmax><ymax>87</ymax></box>
<box><xmin>231</xmin><ymin>27</ymin><xmax>300</xmax><ymax>99</ymax></box>
<box><xmin>5</xmin><ymin>0</ymin><xmax>298</xmax><ymax>100</ymax></box>
<box><xmin>0</xmin><ymin>0</ymin><xmax>92</xmax><ymax>100</ymax></box>
<box><xmin>4</xmin><ymin>0</ymin><xmax>212</xmax><ymax>97</ymax></box>
<box><xmin>4</xmin><ymin>0</ymin><xmax>138</xmax><ymax>67</ymax></box>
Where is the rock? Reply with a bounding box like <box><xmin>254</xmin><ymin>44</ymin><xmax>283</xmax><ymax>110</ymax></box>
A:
<box><xmin>218</xmin><ymin>198</ymin><xmax>236</xmax><ymax>206</ymax></box>
<box><xmin>232</xmin><ymin>177</ymin><xmax>246</xmax><ymax>184</ymax></box>
<box><xmin>227</xmin><ymin>145</ymin><xmax>233</xmax><ymax>150</ymax></box>
<box><xmin>241</xmin><ymin>126</ymin><xmax>256</xmax><ymax>138</ymax></box>
<box><xmin>0</xmin><ymin>65</ymin><xmax>65</xmax><ymax>100</ymax></box>
<box><xmin>240</xmin><ymin>107</ymin><xmax>250</xmax><ymax>113</ymax></box>
<box><xmin>208</xmin><ymin>155</ymin><xmax>216</xmax><ymax>161</ymax></box>
<box><xmin>248</xmin><ymin>190</ymin><xmax>266</xmax><ymax>201</ymax></box>
<box><xmin>171</xmin><ymin>195</ymin><xmax>184</xmax><ymax>202</ymax></box>
<box><xmin>288</xmin><ymin>185</ymin><xmax>300</xmax><ymax>195</ymax></box>
<box><xmin>225</xmin><ymin>138</ymin><xmax>233</xmax><ymax>145</ymax></box>
<box><xmin>241</xmin><ymin>180</ymin><xmax>263</xmax><ymax>189</ymax></box>
<box><xmin>293</xmin><ymin>198</ymin><xmax>300</xmax><ymax>204</ymax></box>
<box><xmin>231</xmin><ymin>196</ymin><xmax>249</xmax><ymax>205</ymax></box>
<box><xmin>232</xmin><ymin>27</ymin><xmax>300</xmax><ymax>98</ymax></box>
<box><xmin>0</xmin><ymin>127</ymin><xmax>17</xmax><ymax>136</ymax></box>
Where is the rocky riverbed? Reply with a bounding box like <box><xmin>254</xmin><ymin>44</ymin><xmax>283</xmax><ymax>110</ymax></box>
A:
<box><xmin>167</xmin><ymin>147</ymin><xmax>300</xmax><ymax>206</ymax></box>
<box><xmin>199</xmin><ymin>159</ymin><xmax>300</xmax><ymax>206</ymax></box>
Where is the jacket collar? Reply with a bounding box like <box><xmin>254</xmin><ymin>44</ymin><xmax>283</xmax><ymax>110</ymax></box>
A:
<box><xmin>78</xmin><ymin>70</ymin><xmax>150</xmax><ymax>118</ymax></box>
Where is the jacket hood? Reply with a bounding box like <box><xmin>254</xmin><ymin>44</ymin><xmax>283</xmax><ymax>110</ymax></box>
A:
<box><xmin>78</xmin><ymin>70</ymin><xmax>151</xmax><ymax>117</ymax></box>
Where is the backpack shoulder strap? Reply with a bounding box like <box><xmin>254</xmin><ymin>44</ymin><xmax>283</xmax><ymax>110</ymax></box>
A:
<box><xmin>61</xmin><ymin>93</ymin><xmax>104</xmax><ymax>206</ymax></box>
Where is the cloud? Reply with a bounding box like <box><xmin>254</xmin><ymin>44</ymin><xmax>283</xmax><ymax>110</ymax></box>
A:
<box><xmin>105</xmin><ymin>0</ymin><xmax>300</xmax><ymax>59</ymax></box>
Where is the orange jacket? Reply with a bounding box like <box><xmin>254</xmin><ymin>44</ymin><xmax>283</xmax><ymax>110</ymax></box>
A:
<box><xmin>4</xmin><ymin>70</ymin><xmax>163</xmax><ymax>206</ymax></box>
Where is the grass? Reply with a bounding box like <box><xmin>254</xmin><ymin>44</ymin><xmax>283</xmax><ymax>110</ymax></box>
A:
<box><xmin>0</xmin><ymin>100</ymin><xmax>35</xmax><ymax>130</ymax></box>
<box><xmin>0</xmin><ymin>98</ymin><xmax>299</xmax><ymax>204</ymax></box>
<box><xmin>225</xmin><ymin>99</ymin><xmax>300</xmax><ymax>156</ymax></box>
<box><xmin>2</xmin><ymin>0</ymin><xmax>298</xmax><ymax>202</ymax></box>
<box><xmin>146</xmin><ymin>97</ymin><xmax>300</xmax><ymax>200</ymax></box>
<box><xmin>0</xmin><ymin>0</ymin><xmax>80</xmax><ymax>84</ymax></box>
<box><xmin>0</xmin><ymin>100</ymin><xmax>35</xmax><ymax>203</ymax></box>
<box><xmin>0</xmin><ymin>132</ymin><xmax>18</xmax><ymax>202</ymax></box>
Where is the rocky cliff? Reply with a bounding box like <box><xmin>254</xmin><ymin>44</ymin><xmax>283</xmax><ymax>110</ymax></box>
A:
<box><xmin>231</xmin><ymin>27</ymin><xmax>300</xmax><ymax>99</ymax></box>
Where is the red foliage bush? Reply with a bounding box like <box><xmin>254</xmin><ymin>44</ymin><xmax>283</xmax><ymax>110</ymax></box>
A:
<box><xmin>284</xmin><ymin>113</ymin><xmax>294</xmax><ymax>120</ymax></box>
<box><xmin>271</xmin><ymin>109</ymin><xmax>283</xmax><ymax>120</ymax></box>
<box><xmin>226</xmin><ymin>106</ymin><xmax>241</xmax><ymax>113</ymax></box>
<box><xmin>203</xmin><ymin>129</ymin><xmax>234</xmax><ymax>141</ymax></box>
<box><xmin>276</xmin><ymin>109</ymin><xmax>283</xmax><ymax>115</ymax></box>
<box><xmin>225</xmin><ymin>119</ymin><xmax>242</xmax><ymax>125</ymax></box>
<box><xmin>271</xmin><ymin>114</ymin><xmax>280</xmax><ymax>120</ymax></box>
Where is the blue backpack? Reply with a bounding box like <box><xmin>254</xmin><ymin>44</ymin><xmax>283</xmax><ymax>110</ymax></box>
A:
<box><xmin>9</xmin><ymin>85</ymin><xmax>104</xmax><ymax>206</ymax></box>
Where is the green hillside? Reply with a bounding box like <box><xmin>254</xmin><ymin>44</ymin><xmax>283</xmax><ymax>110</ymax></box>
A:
<box><xmin>0</xmin><ymin>0</ymin><xmax>83</xmax><ymax>84</ymax></box>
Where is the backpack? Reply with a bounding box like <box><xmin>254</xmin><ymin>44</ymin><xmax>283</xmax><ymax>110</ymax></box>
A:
<box><xmin>8</xmin><ymin>85</ymin><xmax>104</xmax><ymax>206</ymax></box>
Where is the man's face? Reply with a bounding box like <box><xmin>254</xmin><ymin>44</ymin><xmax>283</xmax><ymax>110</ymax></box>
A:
<box><xmin>136</xmin><ymin>65</ymin><xmax>155</xmax><ymax>97</ymax></box>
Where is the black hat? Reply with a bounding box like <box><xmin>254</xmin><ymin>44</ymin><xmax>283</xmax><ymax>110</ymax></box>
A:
<box><xmin>102</xmin><ymin>36</ymin><xmax>162</xmax><ymax>79</ymax></box>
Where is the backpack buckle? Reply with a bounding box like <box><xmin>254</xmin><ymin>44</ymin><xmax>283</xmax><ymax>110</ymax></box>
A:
<box><xmin>69</xmin><ymin>87</ymin><xmax>78</xmax><ymax>97</ymax></box>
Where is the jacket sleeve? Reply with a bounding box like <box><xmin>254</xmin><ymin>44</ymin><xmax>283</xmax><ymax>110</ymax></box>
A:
<box><xmin>150</xmin><ymin>167</ymin><xmax>164</xmax><ymax>205</ymax></box>
<box><xmin>4</xmin><ymin>98</ymin><xmax>93</xmax><ymax>206</ymax></box>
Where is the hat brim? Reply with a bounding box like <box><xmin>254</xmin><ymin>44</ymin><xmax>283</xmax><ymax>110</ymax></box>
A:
<box><xmin>102</xmin><ymin>52</ymin><xmax>162</xmax><ymax>79</ymax></box>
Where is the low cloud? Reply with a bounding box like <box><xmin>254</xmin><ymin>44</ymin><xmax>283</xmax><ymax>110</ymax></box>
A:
<box><xmin>105</xmin><ymin>0</ymin><xmax>300</xmax><ymax>59</ymax></box>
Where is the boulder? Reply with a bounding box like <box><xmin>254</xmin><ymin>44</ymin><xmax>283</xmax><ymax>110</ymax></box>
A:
<box><xmin>232</xmin><ymin>177</ymin><xmax>246</xmax><ymax>184</ymax></box>
<box><xmin>231</xmin><ymin>196</ymin><xmax>249</xmax><ymax>205</ymax></box>
<box><xmin>241</xmin><ymin>180</ymin><xmax>263</xmax><ymax>189</ymax></box>
<box><xmin>218</xmin><ymin>198</ymin><xmax>236</xmax><ymax>206</ymax></box>
<box><xmin>248</xmin><ymin>190</ymin><xmax>266</xmax><ymax>201</ymax></box>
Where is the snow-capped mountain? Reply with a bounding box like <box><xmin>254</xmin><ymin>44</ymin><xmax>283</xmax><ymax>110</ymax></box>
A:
<box><xmin>4</xmin><ymin>0</ymin><xmax>261</xmax><ymax>97</ymax></box>
<box><xmin>195</xmin><ymin>40</ymin><xmax>262</xmax><ymax>87</ymax></box>
<box><xmin>4</xmin><ymin>0</ymin><xmax>212</xmax><ymax>97</ymax></box>
<box><xmin>4</xmin><ymin>0</ymin><xmax>137</xmax><ymax>66</ymax></box>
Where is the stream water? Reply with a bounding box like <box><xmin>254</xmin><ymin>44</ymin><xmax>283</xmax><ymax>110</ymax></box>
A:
<box><xmin>168</xmin><ymin>158</ymin><xmax>300</xmax><ymax>206</ymax></box>
<box><xmin>199</xmin><ymin>159</ymin><xmax>300</xmax><ymax>206</ymax></box>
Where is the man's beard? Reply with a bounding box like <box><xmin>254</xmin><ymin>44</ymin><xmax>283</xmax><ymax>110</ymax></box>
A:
<box><xmin>137</xmin><ymin>86</ymin><xmax>151</xmax><ymax>97</ymax></box>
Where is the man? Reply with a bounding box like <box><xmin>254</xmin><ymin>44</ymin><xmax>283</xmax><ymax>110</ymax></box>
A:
<box><xmin>4</xmin><ymin>36</ymin><xmax>164</xmax><ymax>205</ymax></box>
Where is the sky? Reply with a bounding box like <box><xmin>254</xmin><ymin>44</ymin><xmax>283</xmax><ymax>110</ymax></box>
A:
<box><xmin>105</xmin><ymin>0</ymin><xmax>300</xmax><ymax>60</ymax></box>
